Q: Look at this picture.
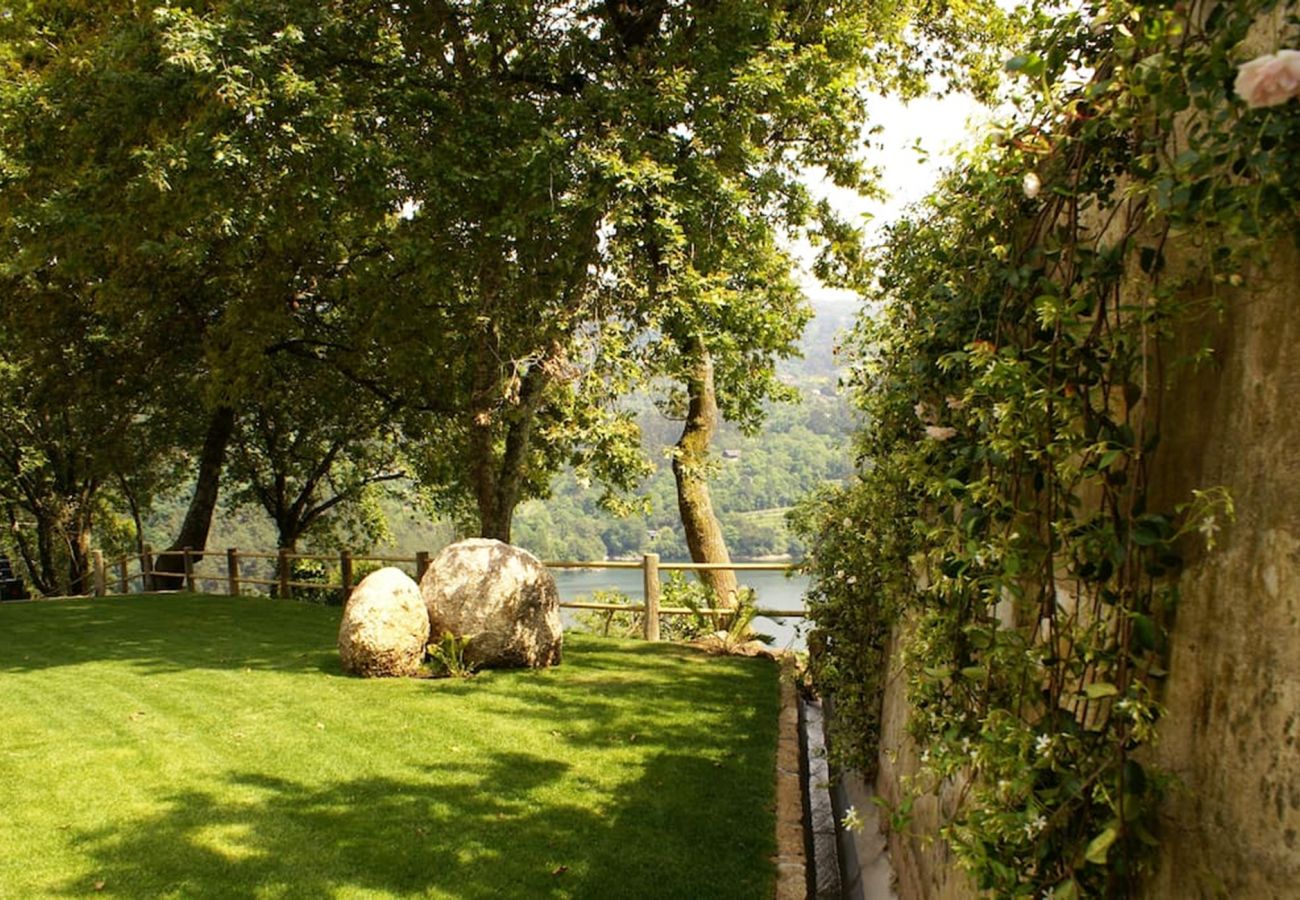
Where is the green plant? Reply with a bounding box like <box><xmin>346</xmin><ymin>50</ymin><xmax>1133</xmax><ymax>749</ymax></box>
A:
<box><xmin>659</xmin><ymin>573</ymin><xmax>719</xmax><ymax>641</ymax></box>
<box><xmin>664</xmin><ymin>577</ymin><xmax>774</xmax><ymax>650</ymax></box>
<box><xmin>426</xmin><ymin>631</ymin><xmax>477</xmax><ymax>679</ymax></box>
<box><xmin>719</xmin><ymin>589</ymin><xmax>775</xmax><ymax>649</ymax></box>
<box><xmin>798</xmin><ymin>1</ymin><xmax>1293</xmax><ymax>895</ymax></box>
<box><xmin>289</xmin><ymin>558</ymin><xmax>343</xmax><ymax>606</ymax></box>
<box><xmin>573</xmin><ymin>589</ymin><xmax>643</xmax><ymax>638</ymax></box>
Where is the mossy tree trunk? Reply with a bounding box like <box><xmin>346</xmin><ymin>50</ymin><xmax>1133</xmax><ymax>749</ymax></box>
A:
<box><xmin>672</xmin><ymin>343</ymin><xmax>739</xmax><ymax>611</ymax></box>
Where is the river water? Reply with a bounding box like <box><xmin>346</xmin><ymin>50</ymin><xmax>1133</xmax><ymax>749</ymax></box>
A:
<box><xmin>552</xmin><ymin>567</ymin><xmax>811</xmax><ymax>651</ymax></box>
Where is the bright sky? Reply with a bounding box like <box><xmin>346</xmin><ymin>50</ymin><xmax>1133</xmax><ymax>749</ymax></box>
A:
<box><xmin>799</xmin><ymin>91</ymin><xmax>996</xmax><ymax>307</ymax></box>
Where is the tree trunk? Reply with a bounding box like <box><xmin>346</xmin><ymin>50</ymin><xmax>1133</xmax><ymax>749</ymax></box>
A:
<box><xmin>469</xmin><ymin>355</ymin><xmax>547</xmax><ymax>545</ymax></box>
<box><xmin>7</xmin><ymin>502</ymin><xmax>58</xmax><ymax>596</ymax></box>
<box><xmin>671</xmin><ymin>344</ymin><xmax>739</xmax><ymax>611</ymax></box>
<box><xmin>152</xmin><ymin>405</ymin><xmax>236</xmax><ymax>589</ymax></box>
<box><xmin>117</xmin><ymin>473</ymin><xmax>148</xmax><ymax>556</ymax></box>
<box><xmin>65</xmin><ymin>513</ymin><xmax>92</xmax><ymax>596</ymax></box>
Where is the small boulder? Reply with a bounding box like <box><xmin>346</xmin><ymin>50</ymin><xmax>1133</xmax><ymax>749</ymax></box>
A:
<box><xmin>419</xmin><ymin>539</ymin><xmax>562</xmax><ymax>669</ymax></box>
<box><xmin>338</xmin><ymin>567</ymin><xmax>431</xmax><ymax>677</ymax></box>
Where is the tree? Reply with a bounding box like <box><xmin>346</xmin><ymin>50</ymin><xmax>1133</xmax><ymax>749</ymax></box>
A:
<box><xmin>0</xmin><ymin>0</ymin><xmax>1014</xmax><ymax>578</ymax></box>
<box><xmin>0</xmin><ymin>1</ymin><xmax>415</xmax><ymax>582</ymax></box>
<box><xmin>587</xmin><ymin>0</ymin><xmax>1015</xmax><ymax>606</ymax></box>
<box><xmin>385</xmin><ymin>0</ymin><xmax>1013</xmax><ymax>545</ymax></box>
<box><xmin>0</xmin><ymin>318</ymin><xmax>161</xmax><ymax>595</ymax></box>
<box><xmin>224</xmin><ymin>356</ymin><xmax>404</xmax><ymax>550</ymax></box>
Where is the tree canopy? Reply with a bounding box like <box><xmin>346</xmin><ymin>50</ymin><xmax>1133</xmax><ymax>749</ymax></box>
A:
<box><xmin>0</xmin><ymin>0</ymin><xmax>1014</xmax><ymax>587</ymax></box>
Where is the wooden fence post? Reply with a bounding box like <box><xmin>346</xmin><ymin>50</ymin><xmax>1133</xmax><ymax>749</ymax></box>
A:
<box><xmin>92</xmin><ymin>550</ymin><xmax>106</xmax><ymax>597</ymax></box>
<box><xmin>642</xmin><ymin>552</ymin><xmax>661</xmax><ymax>642</ymax></box>
<box><xmin>226</xmin><ymin>548</ymin><xmax>240</xmax><ymax>596</ymax></box>
<box><xmin>141</xmin><ymin>543</ymin><xmax>153</xmax><ymax>592</ymax></box>
<box><xmin>118</xmin><ymin>556</ymin><xmax>129</xmax><ymax>594</ymax></box>
<box><xmin>340</xmin><ymin>549</ymin><xmax>353</xmax><ymax>599</ymax></box>
<box><xmin>183</xmin><ymin>549</ymin><xmax>197</xmax><ymax>593</ymax></box>
<box><xmin>277</xmin><ymin>548</ymin><xmax>291</xmax><ymax>599</ymax></box>
<box><xmin>415</xmin><ymin>550</ymin><xmax>430</xmax><ymax>583</ymax></box>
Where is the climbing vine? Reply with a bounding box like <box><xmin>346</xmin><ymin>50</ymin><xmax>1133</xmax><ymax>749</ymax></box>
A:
<box><xmin>797</xmin><ymin>1</ymin><xmax>1299</xmax><ymax>895</ymax></box>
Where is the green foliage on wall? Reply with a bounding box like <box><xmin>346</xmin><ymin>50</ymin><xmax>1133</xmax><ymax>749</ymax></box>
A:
<box><xmin>798</xmin><ymin>1</ymin><xmax>1299</xmax><ymax>895</ymax></box>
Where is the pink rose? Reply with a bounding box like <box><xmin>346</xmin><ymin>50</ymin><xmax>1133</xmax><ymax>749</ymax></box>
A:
<box><xmin>1234</xmin><ymin>50</ymin><xmax>1300</xmax><ymax>108</ymax></box>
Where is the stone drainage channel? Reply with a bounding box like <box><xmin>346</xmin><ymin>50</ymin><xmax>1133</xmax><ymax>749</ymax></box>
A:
<box><xmin>775</xmin><ymin>683</ymin><xmax>897</xmax><ymax>899</ymax></box>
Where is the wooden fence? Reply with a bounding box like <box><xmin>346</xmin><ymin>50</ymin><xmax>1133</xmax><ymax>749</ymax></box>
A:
<box><xmin>82</xmin><ymin>546</ymin><xmax>806</xmax><ymax>642</ymax></box>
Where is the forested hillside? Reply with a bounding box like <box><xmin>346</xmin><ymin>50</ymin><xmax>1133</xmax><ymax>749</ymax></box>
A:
<box><xmin>513</xmin><ymin>382</ymin><xmax>854</xmax><ymax>561</ymax></box>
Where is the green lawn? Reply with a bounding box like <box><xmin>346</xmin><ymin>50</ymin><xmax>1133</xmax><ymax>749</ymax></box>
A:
<box><xmin>0</xmin><ymin>594</ymin><xmax>779</xmax><ymax>899</ymax></box>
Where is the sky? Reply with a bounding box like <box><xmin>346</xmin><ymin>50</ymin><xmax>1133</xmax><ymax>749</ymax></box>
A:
<box><xmin>798</xmin><ymin>90</ymin><xmax>996</xmax><ymax>308</ymax></box>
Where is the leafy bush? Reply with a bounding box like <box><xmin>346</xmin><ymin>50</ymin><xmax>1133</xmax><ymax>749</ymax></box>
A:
<box><xmin>660</xmin><ymin>575</ymin><xmax>772</xmax><ymax>646</ymax></box>
<box><xmin>573</xmin><ymin>589</ymin><xmax>643</xmax><ymax>638</ymax></box>
<box><xmin>289</xmin><ymin>558</ymin><xmax>343</xmax><ymax>606</ymax></box>
<box><xmin>659</xmin><ymin>573</ymin><xmax>717</xmax><ymax>641</ymax></box>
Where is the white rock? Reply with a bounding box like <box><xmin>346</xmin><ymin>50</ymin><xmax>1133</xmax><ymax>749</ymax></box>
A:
<box><xmin>337</xmin><ymin>567</ymin><xmax>430</xmax><ymax>677</ymax></box>
<box><xmin>420</xmin><ymin>539</ymin><xmax>563</xmax><ymax>669</ymax></box>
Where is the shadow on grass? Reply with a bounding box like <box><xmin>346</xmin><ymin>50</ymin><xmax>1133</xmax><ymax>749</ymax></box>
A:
<box><xmin>0</xmin><ymin>595</ymin><xmax>345</xmax><ymax>676</ymax></box>
<box><xmin>60</xmin><ymin>749</ymin><xmax>774</xmax><ymax>899</ymax></box>
<box><xmin>4</xmin><ymin>595</ymin><xmax>779</xmax><ymax>897</ymax></box>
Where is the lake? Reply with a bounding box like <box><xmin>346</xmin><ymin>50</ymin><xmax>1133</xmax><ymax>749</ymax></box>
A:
<box><xmin>552</xmin><ymin>566</ymin><xmax>810</xmax><ymax>651</ymax></box>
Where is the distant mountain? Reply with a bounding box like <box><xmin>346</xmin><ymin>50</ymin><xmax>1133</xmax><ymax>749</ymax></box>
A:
<box><xmin>785</xmin><ymin>290</ymin><xmax>860</xmax><ymax>380</ymax></box>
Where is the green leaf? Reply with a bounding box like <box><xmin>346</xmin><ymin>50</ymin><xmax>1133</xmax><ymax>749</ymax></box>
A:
<box><xmin>1131</xmin><ymin>613</ymin><xmax>1157</xmax><ymax>651</ymax></box>
<box><xmin>1132</xmin><ymin>822</ymin><xmax>1160</xmax><ymax>847</ymax></box>
<box><xmin>1085</xmin><ymin>825</ymin><xmax>1118</xmax><ymax>865</ymax></box>
<box><xmin>1004</xmin><ymin>53</ymin><xmax>1045</xmax><ymax>77</ymax></box>
<box><xmin>1053</xmin><ymin>879</ymin><xmax>1080</xmax><ymax>900</ymax></box>
<box><xmin>1085</xmin><ymin>682</ymin><xmax>1119</xmax><ymax>699</ymax></box>
<box><xmin>1131</xmin><ymin>521</ymin><xmax>1165</xmax><ymax>546</ymax></box>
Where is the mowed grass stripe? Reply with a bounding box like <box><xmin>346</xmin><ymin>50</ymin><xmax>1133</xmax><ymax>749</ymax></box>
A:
<box><xmin>0</xmin><ymin>594</ymin><xmax>778</xmax><ymax>899</ymax></box>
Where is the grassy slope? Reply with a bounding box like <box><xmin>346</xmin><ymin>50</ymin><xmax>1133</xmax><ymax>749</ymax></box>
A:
<box><xmin>0</xmin><ymin>595</ymin><xmax>779</xmax><ymax>899</ymax></box>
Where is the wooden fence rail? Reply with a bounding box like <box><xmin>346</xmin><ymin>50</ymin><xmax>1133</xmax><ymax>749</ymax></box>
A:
<box><xmin>87</xmin><ymin>546</ymin><xmax>806</xmax><ymax>642</ymax></box>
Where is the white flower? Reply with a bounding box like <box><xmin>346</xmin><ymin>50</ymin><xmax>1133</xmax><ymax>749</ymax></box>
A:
<box><xmin>1198</xmin><ymin>514</ymin><xmax>1220</xmax><ymax>547</ymax></box>
<box><xmin>841</xmin><ymin>805</ymin><xmax>865</xmax><ymax>833</ymax></box>
<box><xmin>924</xmin><ymin>425</ymin><xmax>958</xmax><ymax>441</ymax></box>
<box><xmin>914</xmin><ymin>401</ymin><xmax>933</xmax><ymax>423</ymax></box>
<box><xmin>1035</xmin><ymin>734</ymin><xmax>1053</xmax><ymax>755</ymax></box>
<box><xmin>1024</xmin><ymin>814</ymin><xmax>1047</xmax><ymax>838</ymax></box>
<box><xmin>1022</xmin><ymin>171</ymin><xmax>1042</xmax><ymax>199</ymax></box>
<box><xmin>842</xmin><ymin>517</ymin><xmax>853</xmax><ymax>529</ymax></box>
<box><xmin>1235</xmin><ymin>50</ymin><xmax>1300</xmax><ymax>108</ymax></box>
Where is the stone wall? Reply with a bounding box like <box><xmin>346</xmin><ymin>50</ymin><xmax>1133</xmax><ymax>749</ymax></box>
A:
<box><xmin>1144</xmin><ymin>240</ymin><xmax>1300</xmax><ymax>898</ymax></box>
<box><xmin>869</xmin><ymin>243</ymin><xmax>1300</xmax><ymax>898</ymax></box>
<box><xmin>875</xmin><ymin>626</ymin><xmax>977</xmax><ymax>900</ymax></box>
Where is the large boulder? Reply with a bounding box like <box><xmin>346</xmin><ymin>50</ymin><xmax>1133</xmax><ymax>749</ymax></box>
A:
<box><xmin>338</xmin><ymin>567</ymin><xmax>431</xmax><ymax>677</ymax></box>
<box><xmin>419</xmin><ymin>539</ymin><xmax>563</xmax><ymax>669</ymax></box>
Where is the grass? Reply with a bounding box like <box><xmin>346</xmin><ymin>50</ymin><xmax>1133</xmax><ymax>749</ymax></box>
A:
<box><xmin>732</xmin><ymin>508</ymin><xmax>793</xmax><ymax>528</ymax></box>
<box><xmin>0</xmin><ymin>594</ymin><xmax>780</xmax><ymax>899</ymax></box>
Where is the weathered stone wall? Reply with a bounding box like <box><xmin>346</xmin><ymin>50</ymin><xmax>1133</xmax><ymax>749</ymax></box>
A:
<box><xmin>1144</xmin><ymin>240</ymin><xmax>1300</xmax><ymax>898</ymax></box>
<box><xmin>870</xmin><ymin>243</ymin><xmax>1300</xmax><ymax>898</ymax></box>
<box><xmin>875</xmin><ymin>626</ymin><xmax>977</xmax><ymax>900</ymax></box>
